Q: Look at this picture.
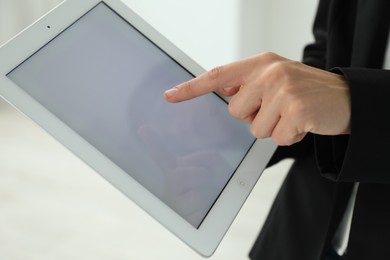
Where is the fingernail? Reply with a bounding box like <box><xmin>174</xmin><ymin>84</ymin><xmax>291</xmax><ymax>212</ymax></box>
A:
<box><xmin>164</xmin><ymin>88</ymin><xmax>178</xmax><ymax>98</ymax></box>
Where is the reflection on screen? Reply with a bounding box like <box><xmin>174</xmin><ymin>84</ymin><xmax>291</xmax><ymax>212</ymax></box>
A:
<box><xmin>7</xmin><ymin>3</ymin><xmax>255</xmax><ymax>228</ymax></box>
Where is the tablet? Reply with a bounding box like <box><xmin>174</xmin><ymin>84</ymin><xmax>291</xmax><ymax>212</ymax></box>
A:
<box><xmin>0</xmin><ymin>0</ymin><xmax>276</xmax><ymax>257</ymax></box>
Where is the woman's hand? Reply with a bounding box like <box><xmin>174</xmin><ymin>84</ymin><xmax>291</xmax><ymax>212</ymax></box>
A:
<box><xmin>164</xmin><ymin>52</ymin><xmax>351</xmax><ymax>146</ymax></box>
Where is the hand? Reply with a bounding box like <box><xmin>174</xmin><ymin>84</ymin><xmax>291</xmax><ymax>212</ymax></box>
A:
<box><xmin>164</xmin><ymin>52</ymin><xmax>351</xmax><ymax>146</ymax></box>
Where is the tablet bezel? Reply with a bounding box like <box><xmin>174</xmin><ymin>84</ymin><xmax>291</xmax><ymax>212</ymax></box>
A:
<box><xmin>0</xmin><ymin>0</ymin><xmax>276</xmax><ymax>257</ymax></box>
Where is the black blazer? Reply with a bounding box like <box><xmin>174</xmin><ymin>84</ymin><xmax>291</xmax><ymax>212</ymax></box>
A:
<box><xmin>250</xmin><ymin>0</ymin><xmax>390</xmax><ymax>259</ymax></box>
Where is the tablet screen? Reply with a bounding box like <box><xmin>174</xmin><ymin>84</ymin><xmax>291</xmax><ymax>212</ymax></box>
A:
<box><xmin>7</xmin><ymin>2</ymin><xmax>255</xmax><ymax>228</ymax></box>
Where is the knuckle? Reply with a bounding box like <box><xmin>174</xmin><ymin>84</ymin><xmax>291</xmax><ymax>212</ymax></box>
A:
<box><xmin>227</xmin><ymin>102</ymin><xmax>241</xmax><ymax>119</ymax></box>
<box><xmin>223</xmin><ymin>86</ymin><xmax>240</xmax><ymax>96</ymax></box>
<box><xmin>270</xmin><ymin>127</ymin><xmax>292</xmax><ymax>145</ymax></box>
<box><xmin>264</xmin><ymin>60</ymin><xmax>298</xmax><ymax>83</ymax></box>
<box><xmin>262</xmin><ymin>62</ymin><xmax>289</xmax><ymax>85</ymax></box>
<box><xmin>271</xmin><ymin>135</ymin><xmax>284</xmax><ymax>145</ymax></box>
<box><xmin>271</xmin><ymin>132</ymin><xmax>290</xmax><ymax>146</ymax></box>
<box><xmin>250</xmin><ymin>124</ymin><xmax>267</xmax><ymax>139</ymax></box>
<box><xmin>207</xmin><ymin>65</ymin><xmax>224</xmax><ymax>81</ymax></box>
<box><xmin>227</xmin><ymin>97</ymin><xmax>256</xmax><ymax>121</ymax></box>
<box><xmin>272</xmin><ymin>61</ymin><xmax>292</xmax><ymax>76</ymax></box>
<box><xmin>180</xmin><ymin>80</ymin><xmax>194</xmax><ymax>94</ymax></box>
<box><xmin>259</xmin><ymin>51</ymin><xmax>280</xmax><ymax>62</ymax></box>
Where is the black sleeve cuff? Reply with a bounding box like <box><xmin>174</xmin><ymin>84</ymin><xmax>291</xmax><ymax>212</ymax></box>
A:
<box><xmin>314</xmin><ymin>68</ymin><xmax>390</xmax><ymax>183</ymax></box>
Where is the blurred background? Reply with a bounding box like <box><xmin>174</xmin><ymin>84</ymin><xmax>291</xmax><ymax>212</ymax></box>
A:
<box><xmin>0</xmin><ymin>0</ymin><xmax>316</xmax><ymax>259</ymax></box>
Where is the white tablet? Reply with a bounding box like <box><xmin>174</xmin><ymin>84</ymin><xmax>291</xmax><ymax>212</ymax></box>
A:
<box><xmin>0</xmin><ymin>0</ymin><xmax>276</xmax><ymax>257</ymax></box>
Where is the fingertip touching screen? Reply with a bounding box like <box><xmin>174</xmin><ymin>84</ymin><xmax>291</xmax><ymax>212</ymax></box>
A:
<box><xmin>7</xmin><ymin>2</ymin><xmax>255</xmax><ymax>228</ymax></box>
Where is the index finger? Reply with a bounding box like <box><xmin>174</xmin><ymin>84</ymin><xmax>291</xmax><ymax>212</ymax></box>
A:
<box><xmin>164</xmin><ymin>62</ymin><xmax>244</xmax><ymax>103</ymax></box>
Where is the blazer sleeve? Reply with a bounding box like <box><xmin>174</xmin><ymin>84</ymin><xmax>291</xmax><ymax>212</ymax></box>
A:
<box><xmin>302</xmin><ymin>0</ymin><xmax>329</xmax><ymax>69</ymax></box>
<box><xmin>315</xmin><ymin>68</ymin><xmax>390</xmax><ymax>183</ymax></box>
<box><xmin>267</xmin><ymin>0</ymin><xmax>330</xmax><ymax>167</ymax></box>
